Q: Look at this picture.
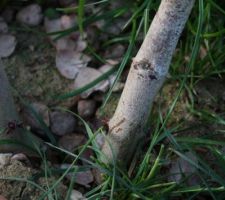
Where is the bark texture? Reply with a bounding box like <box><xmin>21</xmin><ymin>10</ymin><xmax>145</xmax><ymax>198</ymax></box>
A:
<box><xmin>101</xmin><ymin>0</ymin><xmax>195</xmax><ymax>165</ymax></box>
<box><xmin>0</xmin><ymin>60</ymin><xmax>42</xmax><ymax>154</ymax></box>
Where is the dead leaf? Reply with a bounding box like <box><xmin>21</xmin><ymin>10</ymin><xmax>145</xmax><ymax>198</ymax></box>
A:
<box><xmin>60</xmin><ymin>164</ymin><xmax>94</xmax><ymax>187</ymax></box>
<box><xmin>98</xmin><ymin>60</ymin><xmax>118</xmax><ymax>86</ymax></box>
<box><xmin>56</xmin><ymin>33</ymin><xmax>87</xmax><ymax>52</ymax></box>
<box><xmin>74</xmin><ymin>170</ymin><xmax>94</xmax><ymax>187</ymax></box>
<box><xmin>73</xmin><ymin>67</ymin><xmax>109</xmax><ymax>98</ymax></box>
<box><xmin>44</xmin><ymin>15</ymin><xmax>75</xmax><ymax>42</ymax></box>
<box><xmin>56</xmin><ymin>50</ymin><xmax>90</xmax><ymax>79</ymax></box>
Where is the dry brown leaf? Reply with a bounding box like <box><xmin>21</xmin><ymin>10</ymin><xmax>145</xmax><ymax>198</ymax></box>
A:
<box><xmin>73</xmin><ymin>67</ymin><xmax>109</xmax><ymax>98</ymax></box>
<box><xmin>56</xmin><ymin>50</ymin><xmax>90</xmax><ymax>79</ymax></box>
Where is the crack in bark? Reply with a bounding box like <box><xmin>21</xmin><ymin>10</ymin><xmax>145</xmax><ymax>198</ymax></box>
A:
<box><xmin>115</xmin><ymin>128</ymin><xmax>122</xmax><ymax>133</ymax></box>
<box><xmin>109</xmin><ymin>117</ymin><xmax>125</xmax><ymax>133</ymax></box>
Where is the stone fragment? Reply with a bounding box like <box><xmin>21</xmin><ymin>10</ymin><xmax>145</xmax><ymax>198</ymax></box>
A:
<box><xmin>74</xmin><ymin>170</ymin><xmax>94</xmax><ymax>187</ymax></box>
<box><xmin>0</xmin><ymin>34</ymin><xmax>16</xmax><ymax>58</ymax></box>
<box><xmin>0</xmin><ymin>18</ymin><xmax>8</xmax><ymax>33</ymax></box>
<box><xmin>70</xmin><ymin>190</ymin><xmax>87</xmax><ymax>200</ymax></box>
<box><xmin>77</xmin><ymin>100</ymin><xmax>97</xmax><ymax>118</ymax></box>
<box><xmin>1</xmin><ymin>7</ymin><xmax>14</xmax><ymax>23</ymax></box>
<box><xmin>16</xmin><ymin>4</ymin><xmax>43</xmax><ymax>26</ymax></box>
<box><xmin>11</xmin><ymin>153</ymin><xmax>30</xmax><ymax>166</ymax></box>
<box><xmin>81</xmin><ymin>148</ymin><xmax>94</xmax><ymax>165</ymax></box>
<box><xmin>44</xmin><ymin>15</ymin><xmax>75</xmax><ymax>41</ymax></box>
<box><xmin>95</xmin><ymin>134</ymin><xmax>105</xmax><ymax>148</ymax></box>
<box><xmin>104</xmin><ymin>44</ymin><xmax>125</xmax><ymax>59</ymax></box>
<box><xmin>60</xmin><ymin>164</ymin><xmax>94</xmax><ymax>187</ymax></box>
<box><xmin>98</xmin><ymin>60</ymin><xmax>118</xmax><ymax>86</ymax></box>
<box><xmin>22</xmin><ymin>102</ymin><xmax>49</xmax><ymax>135</ymax></box>
<box><xmin>58</xmin><ymin>133</ymin><xmax>86</xmax><ymax>152</ymax></box>
<box><xmin>50</xmin><ymin>111</ymin><xmax>76</xmax><ymax>136</ymax></box>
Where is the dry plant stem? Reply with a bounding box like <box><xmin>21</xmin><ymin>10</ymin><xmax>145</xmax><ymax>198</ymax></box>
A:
<box><xmin>101</xmin><ymin>0</ymin><xmax>195</xmax><ymax>165</ymax></box>
<box><xmin>0</xmin><ymin>60</ymin><xmax>42</xmax><ymax>154</ymax></box>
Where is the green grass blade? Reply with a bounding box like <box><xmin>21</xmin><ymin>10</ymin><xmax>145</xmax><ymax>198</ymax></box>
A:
<box><xmin>78</xmin><ymin>0</ymin><xmax>85</xmax><ymax>34</ymax></box>
<box><xmin>55</xmin><ymin>66</ymin><xmax>117</xmax><ymax>100</ymax></box>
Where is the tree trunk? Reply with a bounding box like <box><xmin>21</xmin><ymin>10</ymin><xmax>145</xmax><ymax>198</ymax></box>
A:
<box><xmin>101</xmin><ymin>0</ymin><xmax>195</xmax><ymax>165</ymax></box>
<box><xmin>0</xmin><ymin>60</ymin><xmax>42</xmax><ymax>155</ymax></box>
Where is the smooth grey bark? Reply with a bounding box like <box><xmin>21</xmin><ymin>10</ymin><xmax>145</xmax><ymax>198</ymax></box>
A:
<box><xmin>101</xmin><ymin>0</ymin><xmax>195</xmax><ymax>165</ymax></box>
<box><xmin>0</xmin><ymin>60</ymin><xmax>42</xmax><ymax>155</ymax></box>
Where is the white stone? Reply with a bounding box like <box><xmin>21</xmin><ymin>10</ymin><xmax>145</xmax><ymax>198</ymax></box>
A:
<box><xmin>50</xmin><ymin>111</ymin><xmax>76</xmax><ymax>136</ymax></box>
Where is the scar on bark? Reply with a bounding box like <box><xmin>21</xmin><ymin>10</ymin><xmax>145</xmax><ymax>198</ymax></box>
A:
<box><xmin>133</xmin><ymin>59</ymin><xmax>151</xmax><ymax>70</ymax></box>
<box><xmin>149</xmin><ymin>74</ymin><xmax>157</xmax><ymax>80</ymax></box>
<box><xmin>109</xmin><ymin>118</ymin><xmax>125</xmax><ymax>133</ymax></box>
<box><xmin>133</xmin><ymin>59</ymin><xmax>158</xmax><ymax>80</ymax></box>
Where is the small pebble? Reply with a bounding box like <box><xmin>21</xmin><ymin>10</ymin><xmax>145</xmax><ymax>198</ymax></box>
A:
<box><xmin>0</xmin><ymin>34</ymin><xmax>16</xmax><ymax>58</ymax></box>
<box><xmin>50</xmin><ymin>111</ymin><xmax>76</xmax><ymax>136</ymax></box>
<box><xmin>22</xmin><ymin>102</ymin><xmax>49</xmax><ymax>135</ymax></box>
<box><xmin>70</xmin><ymin>190</ymin><xmax>87</xmax><ymax>200</ymax></box>
<box><xmin>58</xmin><ymin>133</ymin><xmax>86</xmax><ymax>152</ymax></box>
<box><xmin>77</xmin><ymin>100</ymin><xmax>97</xmax><ymax>118</ymax></box>
<box><xmin>60</xmin><ymin>164</ymin><xmax>94</xmax><ymax>187</ymax></box>
<box><xmin>0</xmin><ymin>18</ymin><xmax>8</xmax><ymax>33</ymax></box>
<box><xmin>0</xmin><ymin>153</ymin><xmax>12</xmax><ymax>169</ymax></box>
<box><xmin>16</xmin><ymin>4</ymin><xmax>43</xmax><ymax>26</ymax></box>
<box><xmin>1</xmin><ymin>7</ymin><xmax>14</xmax><ymax>23</ymax></box>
